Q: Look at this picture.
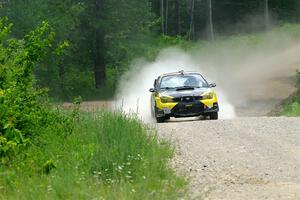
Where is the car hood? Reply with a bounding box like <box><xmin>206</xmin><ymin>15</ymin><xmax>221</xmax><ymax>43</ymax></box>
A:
<box><xmin>159</xmin><ymin>87</ymin><xmax>211</xmax><ymax>98</ymax></box>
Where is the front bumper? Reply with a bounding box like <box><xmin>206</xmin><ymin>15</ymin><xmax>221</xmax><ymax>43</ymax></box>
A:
<box><xmin>156</xmin><ymin>101</ymin><xmax>219</xmax><ymax>118</ymax></box>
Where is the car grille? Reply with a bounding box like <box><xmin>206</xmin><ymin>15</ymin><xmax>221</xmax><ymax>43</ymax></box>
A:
<box><xmin>173</xmin><ymin>96</ymin><xmax>202</xmax><ymax>102</ymax></box>
<box><xmin>172</xmin><ymin>102</ymin><xmax>204</xmax><ymax>116</ymax></box>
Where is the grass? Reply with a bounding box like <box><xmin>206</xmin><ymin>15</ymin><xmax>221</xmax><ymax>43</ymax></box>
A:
<box><xmin>0</xmin><ymin>111</ymin><xmax>186</xmax><ymax>200</ymax></box>
<box><xmin>280</xmin><ymin>92</ymin><xmax>300</xmax><ymax>116</ymax></box>
<box><xmin>280</xmin><ymin>69</ymin><xmax>300</xmax><ymax>116</ymax></box>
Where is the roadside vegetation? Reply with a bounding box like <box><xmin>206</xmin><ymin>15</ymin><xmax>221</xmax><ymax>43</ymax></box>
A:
<box><xmin>280</xmin><ymin>70</ymin><xmax>300</xmax><ymax>116</ymax></box>
<box><xmin>0</xmin><ymin>110</ymin><xmax>186</xmax><ymax>199</ymax></box>
<box><xmin>0</xmin><ymin>19</ymin><xmax>186</xmax><ymax>199</ymax></box>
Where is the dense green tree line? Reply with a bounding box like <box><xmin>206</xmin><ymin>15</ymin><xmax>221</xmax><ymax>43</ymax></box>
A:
<box><xmin>0</xmin><ymin>0</ymin><xmax>299</xmax><ymax>99</ymax></box>
<box><xmin>1</xmin><ymin>0</ymin><xmax>155</xmax><ymax>99</ymax></box>
<box><xmin>151</xmin><ymin>0</ymin><xmax>300</xmax><ymax>38</ymax></box>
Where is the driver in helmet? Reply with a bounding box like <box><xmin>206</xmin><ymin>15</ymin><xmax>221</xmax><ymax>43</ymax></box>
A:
<box><xmin>184</xmin><ymin>76</ymin><xmax>200</xmax><ymax>87</ymax></box>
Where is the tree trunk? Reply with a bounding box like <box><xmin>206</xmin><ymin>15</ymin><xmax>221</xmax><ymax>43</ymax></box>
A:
<box><xmin>94</xmin><ymin>29</ymin><xmax>106</xmax><ymax>88</ymax></box>
<box><xmin>165</xmin><ymin>0</ymin><xmax>169</xmax><ymax>34</ymax></box>
<box><xmin>208</xmin><ymin>0</ymin><xmax>214</xmax><ymax>41</ymax></box>
<box><xmin>161</xmin><ymin>0</ymin><xmax>164</xmax><ymax>34</ymax></box>
<box><xmin>58</xmin><ymin>61</ymin><xmax>65</xmax><ymax>97</ymax></box>
<box><xmin>189</xmin><ymin>0</ymin><xmax>195</xmax><ymax>40</ymax></box>
<box><xmin>94</xmin><ymin>0</ymin><xmax>106</xmax><ymax>88</ymax></box>
<box><xmin>264</xmin><ymin>0</ymin><xmax>270</xmax><ymax>30</ymax></box>
<box><xmin>174</xmin><ymin>0</ymin><xmax>180</xmax><ymax>35</ymax></box>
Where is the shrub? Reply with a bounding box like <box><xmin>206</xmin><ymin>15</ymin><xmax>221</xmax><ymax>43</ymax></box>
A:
<box><xmin>0</xmin><ymin>18</ymin><xmax>72</xmax><ymax>161</ymax></box>
<box><xmin>296</xmin><ymin>69</ymin><xmax>300</xmax><ymax>92</ymax></box>
<box><xmin>280</xmin><ymin>69</ymin><xmax>300</xmax><ymax>116</ymax></box>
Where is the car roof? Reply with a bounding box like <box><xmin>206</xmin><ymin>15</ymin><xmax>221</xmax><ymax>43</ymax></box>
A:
<box><xmin>159</xmin><ymin>71</ymin><xmax>201</xmax><ymax>78</ymax></box>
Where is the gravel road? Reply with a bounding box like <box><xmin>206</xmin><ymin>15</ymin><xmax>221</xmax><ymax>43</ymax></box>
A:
<box><xmin>156</xmin><ymin>117</ymin><xmax>300</xmax><ymax>200</ymax></box>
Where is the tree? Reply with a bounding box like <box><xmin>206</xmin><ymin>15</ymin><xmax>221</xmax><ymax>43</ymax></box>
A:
<box><xmin>161</xmin><ymin>0</ymin><xmax>164</xmax><ymax>34</ymax></box>
<box><xmin>1</xmin><ymin>0</ymin><xmax>299</xmax><ymax>99</ymax></box>
<box><xmin>93</xmin><ymin>0</ymin><xmax>106</xmax><ymax>88</ymax></box>
<box><xmin>1</xmin><ymin>0</ymin><xmax>155</xmax><ymax>96</ymax></box>
<box><xmin>189</xmin><ymin>0</ymin><xmax>195</xmax><ymax>40</ymax></box>
<box><xmin>0</xmin><ymin>0</ymin><xmax>85</xmax><ymax>98</ymax></box>
<box><xmin>82</xmin><ymin>0</ymin><xmax>155</xmax><ymax>88</ymax></box>
<box><xmin>207</xmin><ymin>0</ymin><xmax>214</xmax><ymax>40</ymax></box>
<box><xmin>174</xmin><ymin>0</ymin><xmax>181</xmax><ymax>35</ymax></box>
<box><xmin>264</xmin><ymin>0</ymin><xmax>270</xmax><ymax>30</ymax></box>
<box><xmin>165</xmin><ymin>0</ymin><xmax>169</xmax><ymax>34</ymax></box>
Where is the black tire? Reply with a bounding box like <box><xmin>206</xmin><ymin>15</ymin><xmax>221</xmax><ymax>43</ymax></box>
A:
<box><xmin>165</xmin><ymin>116</ymin><xmax>171</xmax><ymax>120</ymax></box>
<box><xmin>156</xmin><ymin>117</ymin><xmax>166</xmax><ymax>123</ymax></box>
<box><xmin>202</xmin><ymin>114</ymin><xmax>209</xmax><ymax>120</ymax></box>
<box><xmin>154</xmin><ymin>106</ymin><xmax>165</xmax><ymax>123</ymax></box>
<box><xmin>209</xmin><ymin>112</ymin><xmax>218</xmax><ymax>120</ymax></box>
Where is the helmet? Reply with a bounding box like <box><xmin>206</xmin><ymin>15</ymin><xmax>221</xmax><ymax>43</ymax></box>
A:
<box><xmin>184</xmin><ymin>76</ymin><xmax>199</xmax><ymax>87</ymax></box>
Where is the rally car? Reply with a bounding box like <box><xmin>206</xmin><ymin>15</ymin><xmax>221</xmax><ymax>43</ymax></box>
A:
<box><xmin>149</xmin><ymin>71</ymin><xmax>219</xmax><ymax>122</ymax></box>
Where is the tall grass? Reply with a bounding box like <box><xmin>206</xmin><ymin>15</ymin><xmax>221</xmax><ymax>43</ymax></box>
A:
<box><xmin>280</xmin><ymin>91</ymin><xmax>300</xmax><ymax>116</ymax></box>
<box><xmin>280</xmin><ymin>95</ymin><xmax>300</xmax><ymax>116</ymax></box>
<box><xmin>0</xmin><ymin>111</ymin><xmax>186</xmax><ymax>200</ymax></box>
<box><xmin>280</xmin><ymin>70</ymin><xmax>300</xmax><ymax>116</ymax></box>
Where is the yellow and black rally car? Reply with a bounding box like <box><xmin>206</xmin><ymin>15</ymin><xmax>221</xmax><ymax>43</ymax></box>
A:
<box><xmin>149</xmin><ymin>71</ymin><xmax>219</xmax><ymax>122</ymax></box>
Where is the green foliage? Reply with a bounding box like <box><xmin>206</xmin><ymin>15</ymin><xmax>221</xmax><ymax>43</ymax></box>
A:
<box><xmin>0</xmin><ymin>19</ymin><xmax>74</xmax><ymax>161</ymax></box>
<box><xmin>0</xmin><ymin>20</ymin><xmax>186</xmax><ymax>197</ymax></box>
<box><xmin>0</xmin><ymin>0</ymin><xmax>161</xmax><ymax>100</ymax></box>
<box><xmin>280</xmin><ymin>94</ymin><xmax>300</xmax><ymax>116</ymax></box>
<box><xmin>0</xmin><ymin>111</ymin><xmax>186</xmax><ymax>199</ymax></box>
<box><xmin>280</xmin><ymin>70</ymin><xmax>300</xmax><ymax>116</ymax></box>
<box><xmin>42</xmin><ymin>159</ymin><xmax>56</xmax><ymax>175</ymax></box>
<box><xmin>1</xmin><ymin>0</ymin><xmax>299</xmax><ymax>100</ymax></box>
<box><xmin>0</xmin><ymin>17</ymin><xmax>12</xmax><ymax>41</ymax></box>
<box><xmin>296</xmin><ymin>69</ymin><xmax>300</xmax><ymax>91</ymax></box>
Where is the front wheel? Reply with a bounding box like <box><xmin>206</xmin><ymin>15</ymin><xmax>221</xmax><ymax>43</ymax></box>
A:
<box><xmin>153</xmin><ymin>104</ymin><xmax>169</xmax><ymax>123</ymax></box>
<box><xmin>209</xmin><ymin>112</ymin><xmax>218</xmax><ymax>120</ymax></box>
<box><xmin>156</xmin><ymin>117</ymin><xmax>166</xmax><ymax>123</ymax></box>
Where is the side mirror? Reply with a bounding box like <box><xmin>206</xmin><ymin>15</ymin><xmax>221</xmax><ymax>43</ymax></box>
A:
<box><xmin>149</xmin><ymin>88</ymin><xmax>156</xmax><ymax>92</ymax></box>
<box><xmin>209</xmin><ymin>83</ymin><xmax>216</xmax><ymax>87</ymax></box>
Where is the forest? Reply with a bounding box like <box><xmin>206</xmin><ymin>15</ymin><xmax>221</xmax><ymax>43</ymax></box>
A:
<box><xmin>0</xmin><ymin>0</ymin><xmax>299</xmax><ymax>100</ymax></box>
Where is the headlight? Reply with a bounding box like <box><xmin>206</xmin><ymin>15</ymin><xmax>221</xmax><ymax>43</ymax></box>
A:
<box><xmin>160</xmin><ymin>96</ymin><xmax>174</xmax><ymax>103</ymax></box>
<box><xmin>202</xmin><ymin>92</ymin><xmax>214</xmax><ymax>100</ymax></box>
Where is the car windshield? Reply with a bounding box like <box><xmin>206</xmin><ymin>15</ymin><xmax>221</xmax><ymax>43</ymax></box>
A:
<box><xmin>159</xmin><ymin>74</ymin><xmax>209</xmax><ymax>89</ymax></box>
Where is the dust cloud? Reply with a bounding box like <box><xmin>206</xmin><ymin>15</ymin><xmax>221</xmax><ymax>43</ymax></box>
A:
<box><xmin>114</xmin><ymin>29</ymin><xmax>300</xmax><ymax>122</ymax></box>
<box><xmin>114</xmin><ymin>48</ymin><xmax>236</xmax><ymax>122</ymax></box>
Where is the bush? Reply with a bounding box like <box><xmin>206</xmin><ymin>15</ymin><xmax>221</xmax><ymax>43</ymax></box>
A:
<box><xmin>0</xmin><ymin>18</ymin><xmax>72</xmax><ymax>161</ymax></box>
<box><xmin>280</xmin><ymin>69</ymin><xmax>300</xmax><ymax>116</ymax></box>
<box><xmin>296</xmin><ymin>69</ymin><xmax>300</xmax><ymax>92</ymax></box>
